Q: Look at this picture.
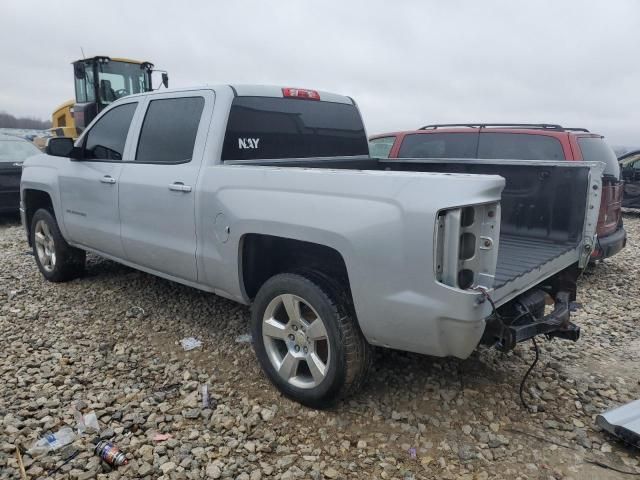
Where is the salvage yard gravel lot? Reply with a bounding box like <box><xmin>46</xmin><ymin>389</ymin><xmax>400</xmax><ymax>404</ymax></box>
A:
<box><xmin>1</xmin><ymin>214</ymin><xmax>639</xmax><ymax>480</ymax></box>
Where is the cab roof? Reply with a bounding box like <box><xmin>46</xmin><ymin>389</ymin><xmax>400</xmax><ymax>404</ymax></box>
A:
<box><xmin>72</xmin><ymin>56</ymin><xmax>150</xmax><ymax>65</ymax></box>
<box><xmin>117</xmin><ymin>85</ymin><xmax>355</xmax><ymax>104</ymax></box>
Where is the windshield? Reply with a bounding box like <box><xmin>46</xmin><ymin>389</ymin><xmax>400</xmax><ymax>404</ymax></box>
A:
<box><xmin>369</xmin><ymin>136</ymin><xmax>396</xmax><ymax>158</ymax></box>
<box><xmin>0</xmin><ymin>139</ymin><xmax>40</xmax><ymax>162</ymax></box>
<box><xmin>97</xmin><ymin>61</ymin><xmax>149</xmax><ymax>104</ymax></box>
<box><xmin>621</xmin><ymin>153</ymin><xmax>640</xmax><ymax>168</ymax></box>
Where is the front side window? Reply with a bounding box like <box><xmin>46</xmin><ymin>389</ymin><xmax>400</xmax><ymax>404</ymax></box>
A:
<box><xmin>397</xmin><ymin>133</ymin><xmax>477</xmax><ymax>158</ymax></box>
<box><xmin>135</xmin><ymin>97</ymin><xmax>205</xmax><ymax>164</ymax></box>
<box><xmin>369</xmin><ymin>136</ymin><xmax>396</xmax><ymax>158</ymax></box>
<box><xmin>222</xmin><ymin>97</ymin><xmax>368</xmax><ymax>160</ymax></box>
<box><xmin>478</xmin><ymin>133</ymin><xmax>565</xmax><ymax>161</ymax></box>
<box><xmin>84</xmin><ymin>102</ymin><xmax>137</xmax><ymax>160</ymax></box>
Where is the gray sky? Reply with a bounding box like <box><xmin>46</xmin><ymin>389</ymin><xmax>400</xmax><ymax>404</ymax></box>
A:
<box><xmin>1</xmin><ymin>0</ymin><xmax>639</xmax><ymax>146</ymax></box>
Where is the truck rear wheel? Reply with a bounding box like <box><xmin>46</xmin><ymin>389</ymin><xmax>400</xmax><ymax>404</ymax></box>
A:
<box><xmin>31</xmin><ymin>208</ymin><xmax>85</xmax><ymax>282</ymax></box>
<box><xmin>251</xmin><ymin>273</ymin><xmax>372</xmax><ymax>408</ymax></box>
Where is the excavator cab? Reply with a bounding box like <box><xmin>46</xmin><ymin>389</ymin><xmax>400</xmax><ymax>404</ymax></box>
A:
<box><xmin>72</xmin><ymin>56</ymin><xmax>167</xmax><ymax>130</ymax></box>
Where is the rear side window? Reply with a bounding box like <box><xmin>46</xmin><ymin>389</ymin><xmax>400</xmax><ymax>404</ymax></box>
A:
<box><xmin>84</xmin><ymin>102</ymin><xmax>137</xmax><ymax>160</ymax></box>
<box><xmin>397</xmin><ymin>133</ymin><xmax>477</xmax><ymax>158</ymax></box>
<box><xmin>369</xmin><ymin>136</ymin><xmax>395</xmax><ymax>158</ymax></box>
<box><xmin>222</xmin><ymin>97</ymin><xmax>368</xmax><ymax>160</ymax></box>
<box><xmin>136</xmin><ymin>97</ymin><xmax>205</xmax><ymax>163</ymax></box>
<box><xmin>578</xmin><ymin>137</ymin><xmax>620</xmax><ymax>178</ymax></box>
<box><xmin>478</xmin><ymin>133</ymin><xmax>565</xmax><ymax>160</ymax></box>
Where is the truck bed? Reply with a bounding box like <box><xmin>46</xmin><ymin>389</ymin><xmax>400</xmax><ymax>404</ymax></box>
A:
<box><xmin>226</xmin><ymin>156</ymin><xmax>601</xmax><ymax>306</ymax></box>
<box><xmin>495</xmin><ymin>235</ymin><xmax>577</xmax><ymax>289</ymax></box>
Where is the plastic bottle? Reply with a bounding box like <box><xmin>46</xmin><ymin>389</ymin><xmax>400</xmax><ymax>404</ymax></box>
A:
<box><xmin>29</xmin><ymin>427</ymin><xmax>76</xmax><ymax>456</ymax></box>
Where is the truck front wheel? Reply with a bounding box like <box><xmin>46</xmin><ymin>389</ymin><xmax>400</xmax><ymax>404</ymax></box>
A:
<box><xmin>31</xmin><ymin>208</ymin><xmax>85</xmax><ymax>282</ymax></box>
<box><xmin>251</xmin><ymin>273</ymin><xmax>371</xmax><ymax>408</ymax></box>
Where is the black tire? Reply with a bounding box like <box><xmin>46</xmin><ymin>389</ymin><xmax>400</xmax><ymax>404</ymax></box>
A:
<box><xmin>251</xmin><ymin>272</ymin><xmax>372</xmax><ymax>408</ymax></box>
<box><xmin>30</xmin><ymin>208</ymin><xmax>85</xmax><ymax>282</ymax></box>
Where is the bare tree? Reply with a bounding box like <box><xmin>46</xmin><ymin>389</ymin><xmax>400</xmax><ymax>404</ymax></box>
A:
<box><xmin>0</xmin><ymin>112</ymin><xmax>51</xmax><ymax>130</ymax></box>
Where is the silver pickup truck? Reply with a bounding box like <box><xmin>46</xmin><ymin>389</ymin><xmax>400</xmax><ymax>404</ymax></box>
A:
<box><xmin>21</xmin><ymin>85</ymin><xmax>603</xmax><ymax>407</ymax></box>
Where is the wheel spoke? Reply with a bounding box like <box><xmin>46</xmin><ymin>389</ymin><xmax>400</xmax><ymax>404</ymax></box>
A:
<box><xmin>278</xmin><ymin>352</ymin><xmax>299</xmax><ymax>380</ymax></box>
<box><xmin>281</xmin><ymin>294</ymin><xmax>300</xmax><ymax>323</ymax></box>
<box><xmin>41</xmin><ymin>222</ymin><xmax>51</xmax><ymax>239</ymax></box>
<box><xmin>306</xmin><ymin>319</ymin><xmax>328</xmax><ymax>341</ymax></box>
<box><xmin>35</xmin><ymin>232</ymin><xmax>46</xmax><ymax>245</ymax></box>
<box><xmin>263</xmin><ymin>318</ymin><xmax>287</xmax><ymax>339</ymax></box>
<box><xmin>307</xmin><ymin>352</ymin><xmax>327</xmax><ymax>383</ymax></box>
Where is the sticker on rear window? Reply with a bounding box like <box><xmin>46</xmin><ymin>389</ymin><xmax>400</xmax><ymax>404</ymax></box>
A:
<box><xmin>238</xmin><ymin>138</ymin><xmax>260</xmax><ymax>149</ymax></box>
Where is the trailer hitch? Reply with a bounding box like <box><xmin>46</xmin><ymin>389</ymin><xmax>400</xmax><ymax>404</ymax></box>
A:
<box><xmin>483</xmin><ymin>290</ymin><xmax>580</xmax><ymax>351</ymax></box>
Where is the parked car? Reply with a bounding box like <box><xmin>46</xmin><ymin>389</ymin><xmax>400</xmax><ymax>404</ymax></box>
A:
<box><xmin>370</xmin><ymin>124</ymin><xmax>626</xmax><ymax>261</ymax></box>
<box><xmin>618</xmin><ymin>149</ymin><xmax>640</xmax><ymax>208</ymax></box>
<box><xmin>0</xmin><ymin>134</ymin><xmax>40</xmax><ymax>213</ymax></box>
<box><xmin>21</xmin><ymin>88</ymin><xmax>602</xmax><ymax>407</ymax></box>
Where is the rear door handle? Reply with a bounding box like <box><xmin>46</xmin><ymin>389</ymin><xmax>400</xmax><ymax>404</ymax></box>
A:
<box><xmin>169</xmin><ymin>182</ymin><xmax>192</xmax><ymax>193</ymax></box>
<box><xmin>100</xmin><ymin>175</ymin><xmax>116</xmax><ymax>184</ymax></box>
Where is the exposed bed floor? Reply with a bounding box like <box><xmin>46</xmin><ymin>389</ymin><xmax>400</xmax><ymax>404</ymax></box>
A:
<box><xmin>494</xmin><ymin>235</ymin><xmax>577</xmax><ymax>289</ymax></box>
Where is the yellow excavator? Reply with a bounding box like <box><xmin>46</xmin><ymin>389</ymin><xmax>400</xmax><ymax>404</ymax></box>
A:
<box><xmin>49</xmin><ymin>56</ymin><xmax>168</xmax><ymax>139</ymax></box>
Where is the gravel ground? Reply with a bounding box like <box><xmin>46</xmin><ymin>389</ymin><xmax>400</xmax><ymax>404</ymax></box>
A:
<box><xmin>1</xmin><ymin>212</ymin><xmax>639</xmax><ymax>480</ymax></box>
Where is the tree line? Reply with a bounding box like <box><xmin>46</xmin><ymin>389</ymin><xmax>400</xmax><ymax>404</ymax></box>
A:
<box><xmin>0</xmin><ymin>112</ymin><xmax>51</xmax><ymax>130</ymax></box>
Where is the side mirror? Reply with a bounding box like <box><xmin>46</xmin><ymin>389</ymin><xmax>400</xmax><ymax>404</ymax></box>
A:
<box><xmin>162</xmin><ymin>72</ymin><xmax>169</xmax><ymax>89</ymax></box>
<box><xmin>46</xmin><ymin>137</ymin><xmax>78</xmax><ymax>158</ymax></box>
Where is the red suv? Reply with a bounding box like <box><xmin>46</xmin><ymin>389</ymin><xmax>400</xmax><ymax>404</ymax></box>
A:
<box><xmin>370</xmin><ymin>124</ymin><xmax>625</xmax><ymax>260</ymax></box>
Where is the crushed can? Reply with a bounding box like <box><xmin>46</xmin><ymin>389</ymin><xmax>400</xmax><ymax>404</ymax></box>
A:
<box><xmin>94</xmin><ymin>440</ymin><xmax>128</xmax><ymax>467</ymax></box>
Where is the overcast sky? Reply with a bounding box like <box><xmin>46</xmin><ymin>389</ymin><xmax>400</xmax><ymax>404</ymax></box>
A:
<box><xmin>1</xmin><ymin>0</ymin><xmax>638</xmax><ymax>145</ymax></box>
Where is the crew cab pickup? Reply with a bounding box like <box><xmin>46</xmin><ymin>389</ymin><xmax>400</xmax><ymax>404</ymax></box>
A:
<box><xmin>21</xmin><ymin>86</ymin><xmax>603</xmax><ymax>407</ymax></box>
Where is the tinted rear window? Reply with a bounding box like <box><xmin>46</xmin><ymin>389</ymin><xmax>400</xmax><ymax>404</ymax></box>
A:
<box><xmin>222</xmin><ymin>97</ymin><xmax>368</xmax><ymax>160</ymax></box>
<box><xmin>578</xmin><ymin>137</ymin><xmax>620</xmax><ymax>178</ymax></box>
<box><xmin>478</xmin><ymin>133</ymin><xmax>565</xmax><ymax>160</ymax></box>
<box><xmin>136</xmin><ymin>97</ymin><xmax>205</xmax><ymax>163</ymax></box>
<box><xmin>397</xmin><ymin>133</ymin><xmax>477</xmax><ymax>158</ymax></box>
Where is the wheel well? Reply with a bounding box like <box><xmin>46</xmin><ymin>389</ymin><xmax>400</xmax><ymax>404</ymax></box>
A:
<box><xmin>241</xmin><ymin>234</ymin><xmax>351</xmax><ymax>302</ymax></box>
<box><xmin>24</xmin><ymin>189</ymin><xmax>54</xmax><ymax>244</ymax></box>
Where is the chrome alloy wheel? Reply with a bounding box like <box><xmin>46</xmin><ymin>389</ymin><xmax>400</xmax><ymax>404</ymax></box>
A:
<box><xmin>262</xmin><ymin>293</ymin><xmax>331</xmax><ymax>389</ymax></box>
<box><xmin>34</xmin><ymin>219</ymin><xmax>56</xmax><ymax>272</ymax></box>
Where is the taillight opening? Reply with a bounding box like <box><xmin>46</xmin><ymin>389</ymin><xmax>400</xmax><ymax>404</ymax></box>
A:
<box><xmin>282</xmin><ymin>88</ymin><xmax>320</xmax><ymax>101</ymax></box>
<box><xmin>435</xmin><ymin>203</ymin><xmax>501</xmax><ymax>290</ymax></box>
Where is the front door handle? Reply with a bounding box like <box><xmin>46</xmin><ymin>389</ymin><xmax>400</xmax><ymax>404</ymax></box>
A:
<box><xmin>100</xmin><ymin>175</ymin><xmax>116</xmax><ymax>184</ymax></box>
<box><xmin>169</xmin><ymin>182</ymin><xmax>192</xmax><ymax>193</ymax></box>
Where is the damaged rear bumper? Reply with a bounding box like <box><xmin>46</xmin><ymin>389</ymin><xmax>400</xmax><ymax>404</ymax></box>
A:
<box><xmin>481</xmin><ymin>290</ymin><xmax>580</xmax><ymax>351</ymax></box>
